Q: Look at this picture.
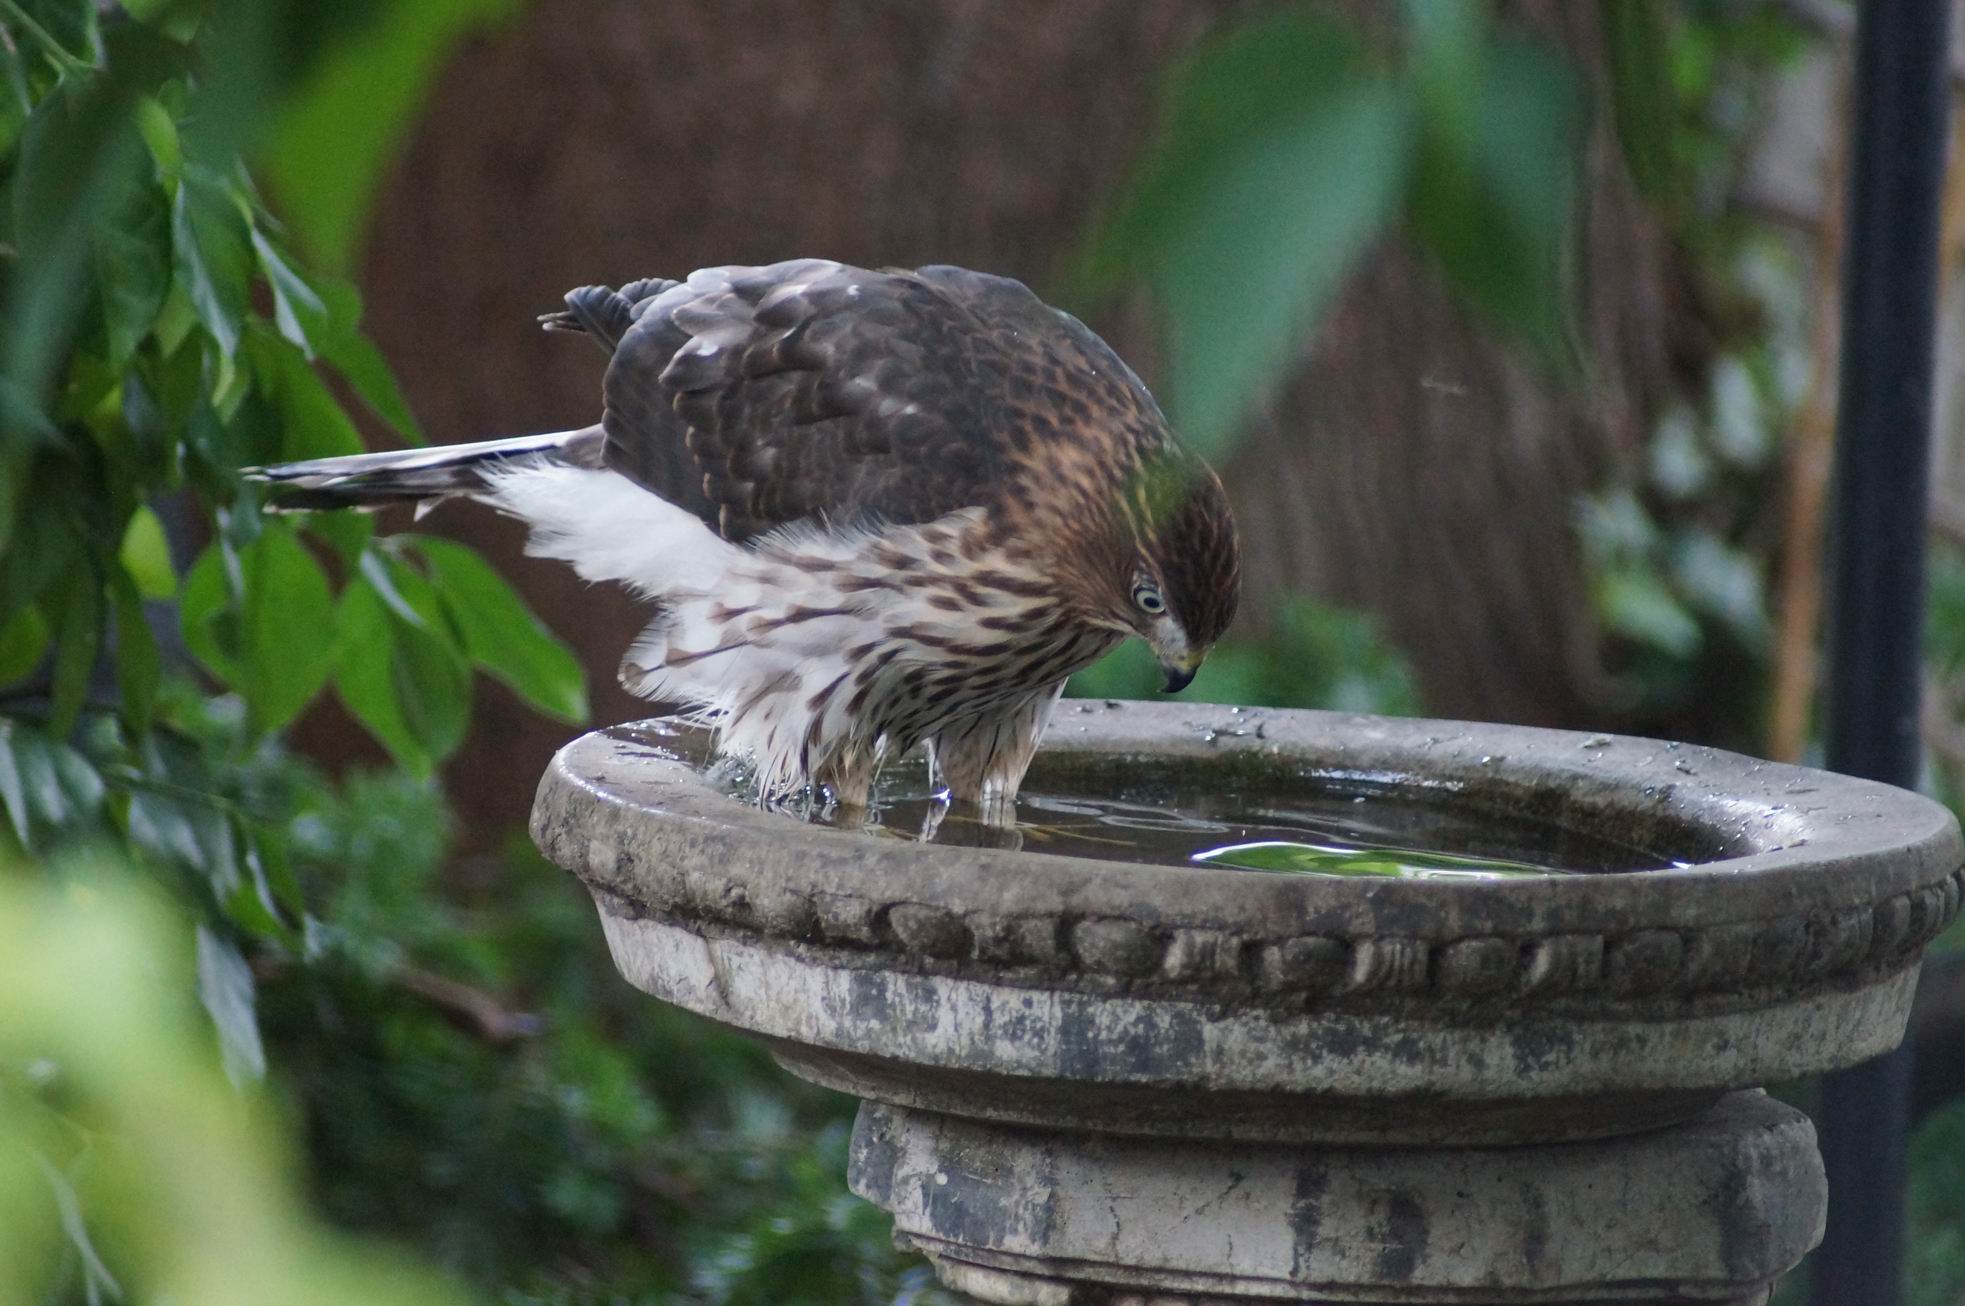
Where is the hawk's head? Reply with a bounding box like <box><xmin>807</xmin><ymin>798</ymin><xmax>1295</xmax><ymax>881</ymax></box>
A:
<box><xmin>1110</xmin><ymin>460</ymin><xmax>1241</xmax><ymax>693</ymax></box>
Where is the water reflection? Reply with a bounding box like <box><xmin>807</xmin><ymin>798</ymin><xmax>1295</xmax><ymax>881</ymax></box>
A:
<box><xmin>609</xmin><ymin>720</ymin><xmax>1676</xmax><ymax>877</ymax></box>
<box><xmin>822</xmin><ymin>760</ymin><xmax>1670</xmax><ymax>877</ymax></box>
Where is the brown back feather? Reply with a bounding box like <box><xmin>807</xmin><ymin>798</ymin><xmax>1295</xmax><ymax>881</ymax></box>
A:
<box><xmin>568</xmin><ymin>260</ymin><xmax>1173</xmax><ymax>543</ymax></box>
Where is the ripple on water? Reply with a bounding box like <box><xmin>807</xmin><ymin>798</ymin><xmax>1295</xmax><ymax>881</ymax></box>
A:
<box><xmin>615</xmin><ymin>721</ymin><xmax>1681</xmax><ymax>878</ymax></box>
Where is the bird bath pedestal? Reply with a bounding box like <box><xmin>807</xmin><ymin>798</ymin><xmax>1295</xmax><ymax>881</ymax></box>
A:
<box><xmin>531</xmin><ymin>702</ymin><xmax>1963</xmax><ymax>1304</ymax></box>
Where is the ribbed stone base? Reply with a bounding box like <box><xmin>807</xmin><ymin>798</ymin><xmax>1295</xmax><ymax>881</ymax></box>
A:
<box><xmin>849</xmin><ymin>1092</ymin><xmax>1821</xmax><ymax>1304</ymax></box>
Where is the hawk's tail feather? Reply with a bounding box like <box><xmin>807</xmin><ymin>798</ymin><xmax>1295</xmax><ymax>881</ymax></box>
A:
<box><xmin>538</xmin><ymin>278</ymin><xmax>680</xmax><ymax>353</ymax></box>
<box><xmin>245</xmin><ymin>426</ymin><xmax>605</xmax><ymax>513</ymax></box>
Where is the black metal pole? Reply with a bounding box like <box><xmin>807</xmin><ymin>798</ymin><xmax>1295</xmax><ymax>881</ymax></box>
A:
<box><xmin>1813</xmin><ymin>1</ymin><xmax>1953</xmax><ymax>1303</ymax></box>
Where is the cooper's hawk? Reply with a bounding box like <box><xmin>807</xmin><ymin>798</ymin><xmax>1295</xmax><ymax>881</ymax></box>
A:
<box><xmin>251</xmin><ymin>260</ymin><xmax>1240</xmax><ymax>810</ymax></box>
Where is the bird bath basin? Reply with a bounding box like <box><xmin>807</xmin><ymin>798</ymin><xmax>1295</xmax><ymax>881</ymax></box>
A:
<box><xmin>531</xmin><ymin>701</ymin><xmax>1963</xmax><ymax>1304</ymax></box>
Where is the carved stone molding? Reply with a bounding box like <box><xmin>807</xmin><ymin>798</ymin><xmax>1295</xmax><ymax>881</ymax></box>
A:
<box><xmin>536</xmin><ymin>702</ymin><xmax>1962</xmax><ymax>1145</ymax></box>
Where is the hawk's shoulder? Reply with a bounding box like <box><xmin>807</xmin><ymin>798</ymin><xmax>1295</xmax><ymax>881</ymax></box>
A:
<box><xmin>557</xmin><ymin>260</ymin><xmax>1167</xmax><ymax>543</ymax></box>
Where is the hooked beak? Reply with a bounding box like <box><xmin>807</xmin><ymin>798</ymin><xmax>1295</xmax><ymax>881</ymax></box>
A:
<box><xmin>1159</xmin><ymin>652</ymin><xmax>1203</xmax><ymax>694</ymax></box>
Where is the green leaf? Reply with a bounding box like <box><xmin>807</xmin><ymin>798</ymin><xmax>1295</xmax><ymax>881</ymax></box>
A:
<box><xmin>0</xmin><ymin>419</ymin><xmax>48</xmax><ymax>577</ymax></box>
<box><xmin>251</xmin><ymin>226</ymin><xmax>330</xmax><ymax>356</ymax></box>
<box><xmin>390</xmin><ymin>602</ymin><xmax>472</xmax><ymax>763</ymax></box>
<box><xmin>0</xmin><ymin>481</ymin><xmax>80</xmax><ymax>634</ymax></box>
<box><xmin>0</xmin><ymin>22</ymin><xmax>33</xmax><ymax>153</ymax></box>
<box><xmin>194</xmin><ymin>924</ymin><xmax>265</xmax><ymax>1086</ymax></box>
<box><xmin>0</xmin><ymin>604</ymin><xmax>48</xmax><ymax>685</ymax></box>
<box><xmin>170</xmin><ymin>165</ymin><xmax>253</xmax><ymax>358</ymax></box>
<box><xmin>179</xmin><ymin>390</ymin><xmax>268</xmax><ymax>494</ymax></box>
<box><xmin>1406</xmin><ymin>32</ymin><xmax>1585</xmax><ymax>360</ymax></box>
<box><xmin>1403</xmin><ymin>0</ymin><xmax>1487</xmax><ymax>153</ymax></box>
<box><xmin>1601</xmin><ymin>0</ymin><xmax>1676</xmax><ymax>199</ymax></box>
<box><xmin>370</xmin><ymin>553</ymin><xmax>475</xmax><ymax>757</ymax></box>
<box><xmin>1669</xmin><ymin>529</ymin><xmax>1769</xmax><ymax>649</ymax></box>
<box><xmin>0</xmin><ymin>721</ymin><xmax>30</xmax><ymax>845</ymax></box>
<box><xmin>32</xmin><ymin>1150</ymin><xmax>122</xmax><ymax>1306</ymax></box>
<box><xmin>9</xmin><ymin>0</ymin><xmax>97</xmax><ymax>70</ymax></box>
<box><xmin>302</xmin><ymin>510</ymin><xmax>375</xmax><ymax>571</ymax></box>
<box><xmin>332</xmin><ymin>573</ymin><xmax>471</xmax><ymax>776</ymax></box>
<box><xmin>1596</xmin><ymin>565</ymin><xmax>1701</xmax><ymax>658</ymax></box>
<box><xmin>6</xmin><ymin>28</ymin><xmax>178</xmax><ymax>401</ymax></box>
<box><xmin>180</xmin><ymin>527</ymin><xmax>336</xmax><ymax>731</ymax></box>
<box><xmin>244</xmin><ymin>326</ymin><xmax>364</xmax><ymax>461</ymax></box>
<box><xmin>124</xmin><ymin>765</ymin><xmax>235</xmax><ymax>892</ymax></box>
<box><xmin>0</xmin><ymin>380</ymin><xmax>61</xmax><ymax>447</ymax></box>
<box><xmin>1079</xmin><ymin>10</ymin><xmax>1412</xmax><ymax>456</ymax></box>
<box><xmin>0</xmin><ymin>719</ymin><xmax>104</xmax><ymax>850</ymax></box>
<box><xmin>178</xmin><ymin>539</ymin><xmax>243</xmax><ymax>681</ymax></box>
<box><xmin>135</xmin><ymin>93</ymin><xmax>181</xmax><ymax>179</ymax></box>
<box><xmin>357</xmin><ymin>548</ymin><xmax>429</xmax><ymax>627</ymax></box>
<box><xmin>47</xmin><ymin>579</ymin><xmax>100</xmax><ymax>736</ymax></box>
<box><xmin>121</xmin><ymin>0</ymin><xmax>201</xmax><ymax>41</ymax></box>
<box><xmin>1273</xmin><ymin>598</ymin><xmax>1422</xmax><ymax>716</ymax></box>
<box><xmin>108</xmin><ymin>565</ymin><xmax>160</xmax><ymax>735</ymax></box>
<box><xmin>316</xmin><ymin>277</ymin><xmax>424</xmax><ymax>443</ymax></box>
<box><xmin>118</xmin><ymin>504</ymin><xmax>177</xmax><ymax>599</ymax></box>
<box><xmin>240</xmin><ymin>526</ymin><xmax>334</xmax><ymax>732</ymax></box>
<box><xmin>333</xmin><ymin>577</ymin><xmax>425</xmax><ymax>774</ymax></box>
<box><xmin>410</xmin><ymin>536</ymin><xmax>587</xmax><ymax>722</ymax></box>
<box><xmin>229</xmin><ymin>828</ymin><xmax>294</xmax><ymax>939</ymax></box>
<box><xmin>91</xmin><ymin>148</ymin><xmax>173</xmax><ymax>369</ymax></box>
<box><xmin>261</xmin><ymin>0</ymin><xmax>517</xmax><ymax>270</ymax></box>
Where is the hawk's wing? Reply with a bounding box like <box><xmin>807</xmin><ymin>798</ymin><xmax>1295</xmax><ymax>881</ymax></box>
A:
<box><xmin>548</xmin><ymin>260</ymin><xmax>1168</xmax><ymax>543</ymax></box>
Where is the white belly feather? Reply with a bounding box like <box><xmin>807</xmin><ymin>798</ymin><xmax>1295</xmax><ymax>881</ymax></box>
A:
<box><xmin>484</xmin><ymin>464</ymin><xmax>1097</xmax><ymax>802</ymax></box>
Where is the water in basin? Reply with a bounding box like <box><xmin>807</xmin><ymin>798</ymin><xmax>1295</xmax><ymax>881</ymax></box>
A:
<box><xmin>854</xmin><ymin>774</ymin><xmax>1670</xmax><ymax>878</ymax></box>
<box><xmin>605</xmin><ymin>722</ymin><xmax>1676</xmax><ymax>879</ymax></box>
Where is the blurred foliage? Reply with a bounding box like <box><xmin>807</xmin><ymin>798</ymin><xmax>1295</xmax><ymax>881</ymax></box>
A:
<box><xmin>1908</xmin><ymin>1074</ymin><xmax>1965</xmax><ymax>1306</ymax></box>
<box><xmin>0</xmin><ymin>0</ymin><xmax>584</xmax><ymax>774</ymax></box>
<box><xmin>1924</xmin><ymin>548</ymin><xmax>1965</xmax><ymax>802</ymax></box>
<box><xmin>0</xmin><ymin>1</ymin><xmax>934</xmax><ymax>1302</ymax></box>
<box><xmin>0</xmin><ymin>869</ymin><xmax>474</xmax><ymax>1306</ymax></box>
<box><xmin>254</xmin><ymin>740</ymin><xmax>940</xmax><ymax>1303</ymax></box>
<box><xmin>1069</xmin><ymin>597</ymin><xmax>1418</xmax><ymax>716</ymax></box>
<box><xmin>1078</xmin><ymin>0</ymin><xmax>1585</xmax><ymax>458</ymax></box>
<box><xmin>1587</xmin><ymin>8</ymin><xmax>1965</xmax><ymax>1302</ymax></box>
<box><xmin>1578</xmin><ymin>3</ymin><xmax>1809</xmax><ymax>729</ymax></box>
<box><xmin>4</xmin><ymin>1</ymin><xmax>1964</xmax><ymax>1303</ymax></box>
<box><xmin>1078</xmin><ymin>0</ymin><xmax>1811</xmax><ymax>743</ymax></box>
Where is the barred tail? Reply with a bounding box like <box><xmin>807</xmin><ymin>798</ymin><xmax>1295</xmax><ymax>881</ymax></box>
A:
<box><xmin>244</xmin><ymin>426</ymin><xmax>605</xmax><ymax>513</ymax></box>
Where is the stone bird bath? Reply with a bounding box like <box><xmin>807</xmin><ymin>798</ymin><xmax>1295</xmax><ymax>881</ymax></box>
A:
<box><xmin>531</xmin><ymin>701</ymin><xmax>1963</xmax><ymax>1304</ymax></box>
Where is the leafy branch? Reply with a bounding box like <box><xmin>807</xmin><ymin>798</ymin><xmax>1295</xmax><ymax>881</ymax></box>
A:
<box><xmin>0</xmin><ymin>0</ymin><xmax>584</xmax><ymax>1291</ymax></box>
<box><xmin>0</xmin><ymin>0</ymin><xmax>90</xmax><ymax>76</ymax></box>
<box><xmin>1074</xmin><ymin>0</ymin><xmax>1585</xmax><ymax>458</ymax></box>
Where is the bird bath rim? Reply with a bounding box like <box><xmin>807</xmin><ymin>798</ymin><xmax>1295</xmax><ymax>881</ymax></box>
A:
<box><xmin>537</xmin><ymin>700</ymin><xmax>1959</xmax><ymax>925</ymax></box>
<box><xmin>532</xmin><ymin>700</ymin><xmax>1964</xmax><ymax>1145</ymax></box>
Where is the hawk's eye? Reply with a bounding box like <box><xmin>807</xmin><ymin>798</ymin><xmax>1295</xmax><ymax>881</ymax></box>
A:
<box><xmin>1133</xmin><ymin>584</ymin><xmax>1166</xmax><ymax>615</ymax></box>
